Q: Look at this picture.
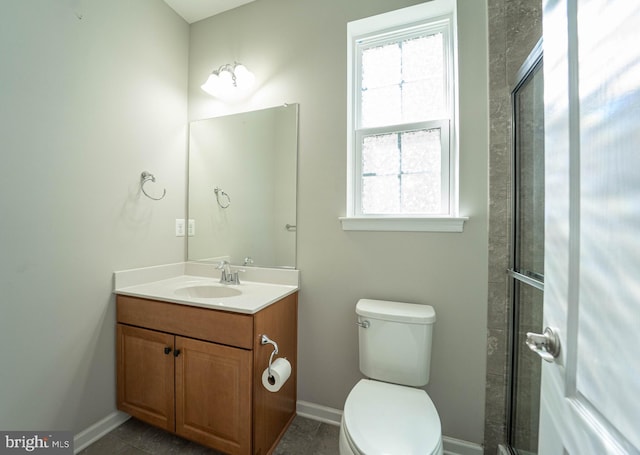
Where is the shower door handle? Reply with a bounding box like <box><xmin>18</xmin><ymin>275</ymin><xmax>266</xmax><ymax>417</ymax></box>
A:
<box><xmin>526</xmin><ymin>327</ymin><xmax>560</xmax><ymax>363</ymax></box>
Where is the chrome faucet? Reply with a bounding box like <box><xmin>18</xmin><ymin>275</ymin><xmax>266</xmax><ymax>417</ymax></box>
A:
<box><xmin>217</xmin><ymin>260</ymin><xmax>240</xmax><ymax>285</ymax></box>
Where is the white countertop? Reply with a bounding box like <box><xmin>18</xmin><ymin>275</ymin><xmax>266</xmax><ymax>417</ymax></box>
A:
<box><xmin>113</xmin><ymin>262</ymin><xmax>299</xmax><ymax>314</ymax></box>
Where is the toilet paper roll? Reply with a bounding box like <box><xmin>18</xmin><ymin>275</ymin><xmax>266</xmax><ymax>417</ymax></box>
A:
<box><xmin>261</xmin><ymin>358</ymin><xmax>291</xmax><ymax>393</ymax></box>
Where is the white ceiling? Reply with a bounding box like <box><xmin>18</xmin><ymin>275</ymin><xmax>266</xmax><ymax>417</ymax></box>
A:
<box><xmin>163</xmin><ymin>0</ymin><xmax>256</xmax><ymax>24</ymax></box>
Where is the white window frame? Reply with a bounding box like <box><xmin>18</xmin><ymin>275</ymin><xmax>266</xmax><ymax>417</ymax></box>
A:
<box><xmin>341</xmin><ymin>0</ymin><xmax>467</xmax><ymax>232</ymax></box>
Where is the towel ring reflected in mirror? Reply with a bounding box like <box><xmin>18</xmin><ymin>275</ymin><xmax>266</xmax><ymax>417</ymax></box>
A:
<box><xmin>214</xmin><ymin>187</ymin><xmax>231</xmax><ymax>208</ymax></box>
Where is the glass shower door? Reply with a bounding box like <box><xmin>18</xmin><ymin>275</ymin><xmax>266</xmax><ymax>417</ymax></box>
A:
<box><xmin>507</xmin><ymin>39</ymin><xmax>544</xmax><ymax>455</ymax></box>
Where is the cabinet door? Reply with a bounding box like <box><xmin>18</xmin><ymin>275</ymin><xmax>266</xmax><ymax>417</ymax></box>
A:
<box><xmin>116</xmin><ymin>324</ymin><xmax>175</xmax><ymax>431</ymax></box>
<box><xmin>175</xmin><ymin>336</ymin><xmax>252</xmax><ymax>455</ymax></box>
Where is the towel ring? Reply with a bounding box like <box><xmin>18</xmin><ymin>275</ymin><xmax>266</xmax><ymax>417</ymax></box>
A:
<box><xmin>140</xmin><ymin>171</ymin><xmax>166</xmax><ymax>201</ymax></box>
<box><xmin>214</xmin><ymin>187</ymin><xmax>231</xmax><ymax>208</ymax></box>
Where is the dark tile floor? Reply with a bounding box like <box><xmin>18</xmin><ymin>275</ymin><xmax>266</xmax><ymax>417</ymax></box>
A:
<box><xmin>78</xmin><ymin>415</ymin><xmax>340</xmax><ymax>455</ymax></box>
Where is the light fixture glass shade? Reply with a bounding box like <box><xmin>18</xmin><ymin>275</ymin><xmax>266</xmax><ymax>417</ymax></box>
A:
<box><xmin>201</xmin><ymin>73</ymin><xmax>223</xmax><ymax>97</ymax></box>
<box><xmin>201</xmin><ymin>62</ymin><xmax>255</xmax><ymax>100</ymax></box>
<box><xmin>218</xmin><ymin>68</ymin><xmax>234</xmax><ymax>86</ymax></box>
<box><xmin>233</xmin><ymin>64</ymin><xmax>255</xmax><ymax>90</ymax></box>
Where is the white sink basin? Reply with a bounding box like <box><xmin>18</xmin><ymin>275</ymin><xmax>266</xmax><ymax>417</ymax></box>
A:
<box><xmin>174</xmin><ymin>285</ymin><xmax>242</xmax><ymax>299</ymax></box>
<box><xmin>115</xmin><ymin>268</ymin><xmax>299</xmax><ymax>314</ymax></box>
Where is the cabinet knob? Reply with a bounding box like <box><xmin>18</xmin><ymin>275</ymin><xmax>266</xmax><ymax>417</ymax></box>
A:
<box><xmin>164</xmin><ymin>347</ymin><xmax>172</xmax><ymax>355</ymax></box>
<box><xmin>174</xmin><ymin>349</ymin><xmax>181</xmax><ymax>357</ymax></box>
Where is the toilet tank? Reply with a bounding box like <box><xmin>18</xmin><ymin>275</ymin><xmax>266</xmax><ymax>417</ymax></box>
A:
<box><xmin>356</xmin><ymin>299</ymin><xmax>436</xmax><ymax>387</ymax></box>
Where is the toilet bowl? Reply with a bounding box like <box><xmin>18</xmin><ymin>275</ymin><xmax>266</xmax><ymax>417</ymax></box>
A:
<box><xmin>339</xmin><ymin>299</ymin><xmax>443</xmax><ymax>455</ymax></box>
<box><xmin>339</xmin><ymin>379</ymin><xmax>443</xmax><ymax>455</ymax></box>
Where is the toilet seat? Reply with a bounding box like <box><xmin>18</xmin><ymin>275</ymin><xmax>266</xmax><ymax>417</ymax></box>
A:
<box><xmin>342</xmin><ymin>379</ymin><xmax>442</xmax><ymax>455</ymax></box>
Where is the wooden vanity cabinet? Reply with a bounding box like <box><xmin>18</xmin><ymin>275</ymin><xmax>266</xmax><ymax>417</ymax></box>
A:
<box><xmin>176</xmin><ymin>335</ymin><xmax>252</xmax><ymax>454</ymax></box>
<box><xmin>116</xmin><ymin>292</ymin><xmax>297</xmax><ymax>455</ymax></box>
<box><xmin>117</xmin><ymin>325</ymin><xmax>175</xmax><ymax>430</ymax></box>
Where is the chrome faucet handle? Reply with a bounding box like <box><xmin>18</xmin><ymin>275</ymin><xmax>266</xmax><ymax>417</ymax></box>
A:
<box><xmin>220</xmin><ymin>271</ymin><xmax>240</xmax><ymax>285</ymax></box>
<box><xmin>234</xmin><ymin>268</ymin><xmax>246</xmax><ymax>284</ymax></box>
<box><xmin>216</xmin><ymin>260</ymin><xmax>231</xmax><ymax>283</ymax></box>
<box><xmin>216</xmin><ymin>262</ymin><xmax>243</xmax><ymax>285</ymax></box>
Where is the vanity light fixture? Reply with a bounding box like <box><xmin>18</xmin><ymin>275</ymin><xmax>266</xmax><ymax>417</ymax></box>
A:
<box><xmin>201</xmin><ymin>62</ymin><xmax>255</xmax><ymax>99</ymax></box>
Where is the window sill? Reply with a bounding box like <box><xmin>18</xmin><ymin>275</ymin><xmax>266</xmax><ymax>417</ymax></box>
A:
<box><xmin>338</xmin><ymin>216</ymin><xmax>468</xmax><ymax>232</ymax></box>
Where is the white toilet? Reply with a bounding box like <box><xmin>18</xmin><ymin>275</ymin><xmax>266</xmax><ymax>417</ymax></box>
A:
<box><xmin>339</xmin><ymin>299</ymin><xmax>443</xmax><ymax>455</ymax></box>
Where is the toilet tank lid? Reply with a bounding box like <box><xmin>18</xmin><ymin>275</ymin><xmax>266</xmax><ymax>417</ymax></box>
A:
<box><xmin>356</xmin><ymin>299</ymin><xmax>436</xmax><ymax>324</ymax></box>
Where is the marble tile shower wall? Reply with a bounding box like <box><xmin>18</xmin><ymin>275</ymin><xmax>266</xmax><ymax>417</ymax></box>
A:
<box><xmin>485</xmin><ymin>0</ymin><xmax>542</xmax><ymax>453</ymax></box>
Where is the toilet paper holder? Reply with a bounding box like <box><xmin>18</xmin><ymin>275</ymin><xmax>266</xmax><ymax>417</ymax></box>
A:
<box><xmin>260</xmin><ymin>334</ymin><xmax>279</xmax><ymax>380</ymax></box>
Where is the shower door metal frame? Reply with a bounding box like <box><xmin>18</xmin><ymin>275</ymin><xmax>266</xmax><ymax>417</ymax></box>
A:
<box><xmin>506</xmin><ymin>37</ymin><xmax>544</xmax><ymax>455</ymax></box>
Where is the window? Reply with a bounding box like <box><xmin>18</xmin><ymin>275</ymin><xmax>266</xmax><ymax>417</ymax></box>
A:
<box><xmin>341</xmin><ymin>0</ymin><xmax>466</xmax><ymax>232</ymax></box>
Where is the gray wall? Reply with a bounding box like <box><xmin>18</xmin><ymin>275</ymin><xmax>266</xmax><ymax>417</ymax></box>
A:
<box><xmin>0</xmin><ymin>0</ymin><xmax>491</xmax><ymax>447</ymax></box>
<box><xmin>484</xmin><ymin>0</ymin><xmax>543</xmax><ymax>452</ymax></box>
<box><xmin>189</xmin><ymin>0</ymin><xmax>489</xmax><ymax>444</ymax></box>
<box><xmin>0</xmin><ymin>0</ymin><xmax>188</xmax><ymax>432</ymax></box>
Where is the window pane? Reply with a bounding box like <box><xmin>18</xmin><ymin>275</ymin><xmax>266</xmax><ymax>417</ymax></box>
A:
<box><xmin>402</xmin><ymin>36</ymin><xmax>431</xmax><ymax>81</ymax></box>
<box><xmin>362</xmin><ymin>43</ymin><xmax>401</xmax><ymax>89</ymax></box>
<box><xmin>402</xmin><ymin>79</ymin><xmax>446</xmax><ymax>122</ymax></box>
<box><xmin>402</xmin><ymin>80</ymin><xmax>428</xmax><ymax>123</ymax></box>
<box><xmin>360</xmin><ymin>32</ymin><xmax>446</xmax><ymax>128</ymax></box>
<box><xmin>401</xmin><ymin>173</ymin><xmax>440</xmax><ymax>213</ymax></box>
<box><xmin>402</xmin><ymin>33</ymin><xmax>443</xmax><ymax>81</ymax></box>
<box><xmin>362</xmin><ymin>86</ymin><xmax>401</xmax><ymax>127</ymax></box>
<box><xmin>362</xmin><ymin>175</ymin><xmax>400</xmax><ymax>213</ymax></box>
<box><xmin>401</xmin><ymin>129</ymin><xmax>441</xmax><ymax>173</ymax></box>
<box><xmin>401</xmin><ymin>129</ymin><xmax>442</xmax><ymax>213</ymax></box>
<box><xmin>362</xmin><ymin>133</ymin><xmax>399</xmax><ymax>175</ymax></box>
<box><xmin>401</xmin><ymin>33</ymin><xmax>446</xmax><ymax>122</ymax></box>
<box><xmin>361</xmin><ymin>128</ymin><xmax>443</xmax><ymax>215</ymax></box>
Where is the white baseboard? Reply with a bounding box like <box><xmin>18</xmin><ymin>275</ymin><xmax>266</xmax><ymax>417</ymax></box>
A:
<box><xmin>74</xmin><ymin>411</ymin><xmax>130</xmax><ymax>454</ymax></box>
<box><xmin>296</xmin><ymin>400</ymin><xmax>342</xmax><ymax>426</ymax></box>
<box><xmin>297</xmin><ymin>400</ymin><xmax>483</xmax><ymax>455</ymax></box>
<box><xmin>442</xmin><ymin>436</ymin><xmax>483</xmax><ymax>455</ymax></box>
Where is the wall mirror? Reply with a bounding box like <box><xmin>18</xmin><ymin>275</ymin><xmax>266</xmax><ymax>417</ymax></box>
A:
<box><xmin>187</xmin><ymin>104</ymin><xmax>298</xmax><ymax>268</ymax></box>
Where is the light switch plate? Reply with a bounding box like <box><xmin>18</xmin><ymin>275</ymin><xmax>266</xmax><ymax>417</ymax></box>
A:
<box><xmin>175</xmin><ymin>219</ymin><xmax>185</xmax><ymax>237</ymax></box>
